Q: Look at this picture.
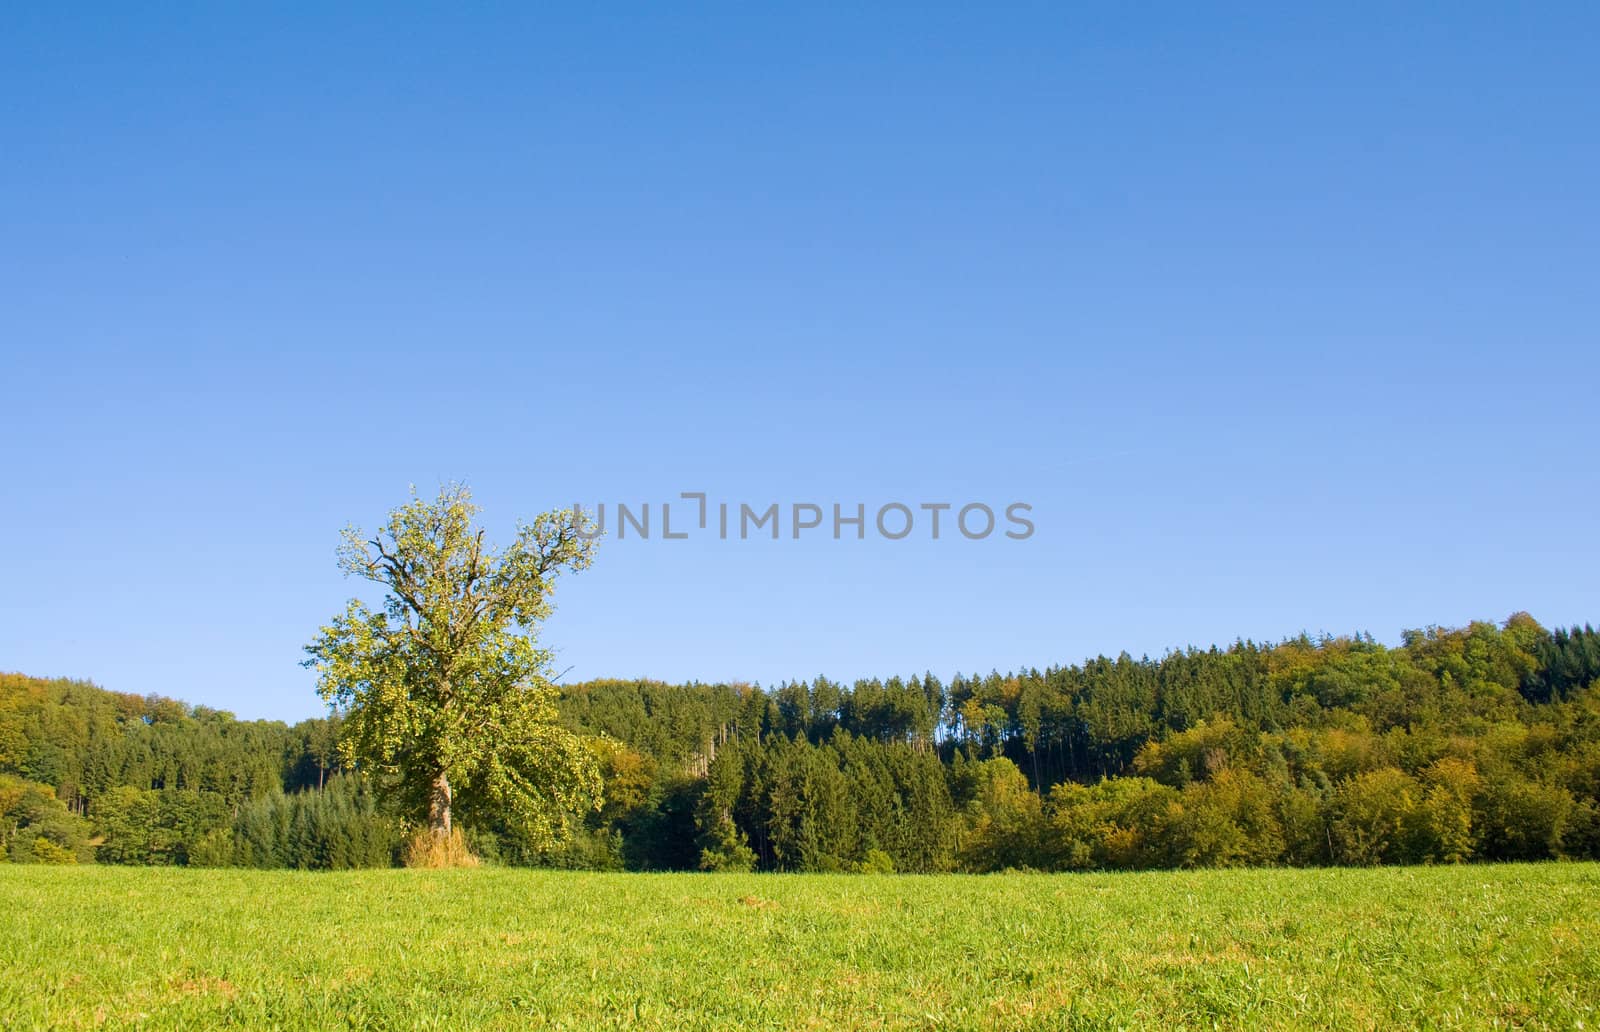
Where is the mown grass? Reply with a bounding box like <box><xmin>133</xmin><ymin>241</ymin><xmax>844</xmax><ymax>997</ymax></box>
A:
<box><xmin>2</xmin><ymin>863</ymin><xmax>1596</xmax><ymax>1030</ymax></box>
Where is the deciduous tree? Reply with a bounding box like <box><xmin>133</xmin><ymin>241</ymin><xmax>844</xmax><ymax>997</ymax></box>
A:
<box><xmin>304</xmin><ymin>484</ymin><xmax>601</xmax><ymax>855</ymax></box>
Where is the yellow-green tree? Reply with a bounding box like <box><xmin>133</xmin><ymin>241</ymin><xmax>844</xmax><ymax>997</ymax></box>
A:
<box><xmin>304</xmin><ymin>484</ymin><xmax>601</xmax><ymax>852</ymax></box>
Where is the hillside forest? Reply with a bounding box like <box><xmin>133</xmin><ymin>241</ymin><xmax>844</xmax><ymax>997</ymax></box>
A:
<box><xmin>4</xmin><ymin>614</ymin><xmax>1599</xmax><ymax>873</ymax></box>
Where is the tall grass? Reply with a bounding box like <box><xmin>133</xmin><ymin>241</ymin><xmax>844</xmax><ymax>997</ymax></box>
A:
<box><xmin>399</xmin><ymin>828</ymin><xmax>480</xmax><ymax>868</ymax></box>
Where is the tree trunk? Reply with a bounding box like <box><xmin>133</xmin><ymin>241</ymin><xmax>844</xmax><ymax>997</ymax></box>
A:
<box><xmin>428</xmin><ymin>771</ymin><xmax>452</xmax><ymax>837</ymax></box>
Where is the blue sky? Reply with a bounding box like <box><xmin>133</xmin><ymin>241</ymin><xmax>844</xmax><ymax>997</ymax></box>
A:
<box><xmin>3</xmin><ymin>5</ymin><xmax>1597</xmax><ymax>722</ymax></box>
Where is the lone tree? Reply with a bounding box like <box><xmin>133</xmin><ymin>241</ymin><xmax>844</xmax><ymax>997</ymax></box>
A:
<box><xmin>304</xmin><ymin>484</ymin><xmax>602</xmax><ymax>853</ymax></box>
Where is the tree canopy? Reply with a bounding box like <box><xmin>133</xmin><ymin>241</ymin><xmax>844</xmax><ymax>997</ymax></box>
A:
<box><xmin>302</xmin><ymin>484</ymin><xmax>602</xmax><ymax>851</ymax></box>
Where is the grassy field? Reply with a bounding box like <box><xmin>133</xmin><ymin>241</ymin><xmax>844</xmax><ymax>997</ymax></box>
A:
<box><xmin>2</xmin><ymin>864</ymin><xmax>1596</xmax><ymax>1031</ymax></box>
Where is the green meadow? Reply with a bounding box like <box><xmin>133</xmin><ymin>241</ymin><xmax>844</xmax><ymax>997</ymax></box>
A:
<box><xmin>3</xmin><ymin>863</ymin><xmax>1596</xmax><ymax>1031</ymax></box>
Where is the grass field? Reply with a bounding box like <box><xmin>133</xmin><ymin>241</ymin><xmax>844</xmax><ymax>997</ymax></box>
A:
<box><xmin>2</xmin><ymin>864</ymin><xmax>1596</xmax><ymax>1031</ymax></box>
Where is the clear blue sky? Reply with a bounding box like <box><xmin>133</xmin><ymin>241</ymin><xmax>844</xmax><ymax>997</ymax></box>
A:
<box><xmin>3</xmin><ymin>5</ymin><xmax>1596</xmax><ymax>722</ymax></box>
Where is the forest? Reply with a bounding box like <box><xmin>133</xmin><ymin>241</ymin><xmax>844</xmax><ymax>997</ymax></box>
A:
<box><xmin>3</xmin><ymin>613</ymin><xmax>1599</xmax><ymax>873</ymax></box>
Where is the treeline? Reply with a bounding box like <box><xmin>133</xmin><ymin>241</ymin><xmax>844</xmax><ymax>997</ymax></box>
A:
<box><xmin>0</xmin><ymin>673</ymin><xmax>354</xmax><ymax>867</ymax></box>
<box><xmin>3</xmin><ymin>614</ymin><xmax>1599</xmax><ymax>871</ymax></box>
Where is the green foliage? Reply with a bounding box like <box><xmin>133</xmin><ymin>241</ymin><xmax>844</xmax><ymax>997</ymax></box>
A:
<box><xmin>957</xmin><ymin>757</ymin><xmax>1044</xmax><ymax>871</ymax></box>
<box><xmin>1418</xmin><ymin>757</ymin><xmax>1481</xmax><ymax>863</ymax></box>
<box><xmin>303</xmin><ymin>484</ymin><xmax>603</xmax><ymax>849</ymax></box>
<box><xmin>696</xmin><ymin>745</ymin><xmax>756</xmax><ymax>872</ymax></box>
<box><xmin>1523</xmin><ymin>622</ymin><xmax>1600</xmax><ymax>702</ymax></box>
<box><xmin>229</xmin><ymin>775</ymin><xmax>401</xmax><ymax>870</ymax></box>
<box><xmin>1</xmin><ymin>776</ymin><xmax>91</xmax><ymax>864</ymax></box>
<box><xmin>1171</xmin><ymin>768</ymin><xmax>1284</xmax><ymax>867</ymax></box>
<box><xmin>93</xmin><ymin>786</ymin><xmax>228</xmax><ymax>865</ymax></box>
<box><xmin>1330</xmin><ymin>768</ymin><xmax>1426</xmax><ymax>865</ymax></box>
<box><xmin>1478</xmin><ymin>772</ymin><xmax>1574</xmax><ymax>860</ymax></box>
<box><xmin>857</xmin><ymin>848</ymin><xmax>895</xmax><ymax>874</ymax></box>
<box><xmin>1047</xmin><ymin>776</ymin><xmax>1181</xmax><ymax>870</ymax></box>
<box><xmin>7</xmin><ymin>611</ymin><xmax>1600</xmax><ymax>872</ymax></box>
